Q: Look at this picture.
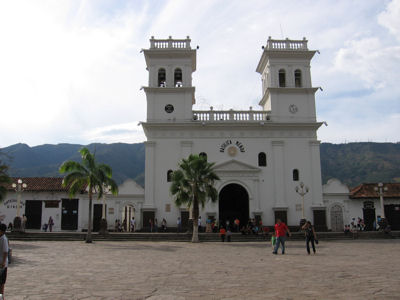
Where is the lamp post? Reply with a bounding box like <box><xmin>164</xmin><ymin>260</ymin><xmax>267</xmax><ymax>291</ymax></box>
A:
<box><xmin>295</xmin><ymin>181</ymin><xmax>309</xmax><ymax>227</ymax></box>
<box><xmin>374</xmin><ymin>183</ymin><xmax>388</xmax><ymax>228</ymax></box>
<box><xmin>100</xmin><ymin>185</ymin><xmax>110</xmax><ymax>235</ymax></box>
<box><xmin>12</xmin><ymin>178</ymin><xmax>27</xmax><ymax>232</ymax></box>
<box><xmin>102</xmin><ymin>185</ymin><xmax>110</xmax><ymax>220</ymax></box>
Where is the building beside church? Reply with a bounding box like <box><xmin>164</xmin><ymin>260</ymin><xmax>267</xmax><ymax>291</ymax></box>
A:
<box><xmin>1</xmin><ymin>177</ymin><xmax>145</xmax><ymax>232</ymax></box>
<box><xmin>1</xmin><ymin>36</ymin><xmax>399</xmax><ymax>232</ymax></box>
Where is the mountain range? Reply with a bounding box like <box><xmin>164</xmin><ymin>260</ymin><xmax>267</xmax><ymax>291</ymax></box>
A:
<box><xmin>1</xmin><ymin>142</ymin><xmax>399</xmax><ymax>188</ymax></box>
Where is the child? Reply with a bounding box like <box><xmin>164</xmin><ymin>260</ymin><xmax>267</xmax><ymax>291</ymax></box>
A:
<box><xmin>219</xmin><ymin>227</ymin><xmax>226</xmax><ymax>242</ymax></box>
<box><xmin>270</xmin><ymin>232</ymin><xmax>276</xmax><ymax>249</ymax></box>
<box><xmin>226</xmin><ymin>228</ymin><xmax>232</xmax><ymax>242</ymax></box>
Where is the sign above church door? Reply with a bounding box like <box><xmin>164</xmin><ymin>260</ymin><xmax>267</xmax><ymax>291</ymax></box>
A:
<box><xmin>219</xmin><ymin>140</ymin><xmax>245</xmax><ymax>155</ymax></box>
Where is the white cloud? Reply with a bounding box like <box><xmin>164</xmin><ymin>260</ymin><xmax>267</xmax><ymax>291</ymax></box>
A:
<box><xmin>378</xmin><ymin>0</ymin><xmax>400</xmax><ymax>39</ymax></box>
<box><xmin>81</xmin><ymin>122</ymin><xmax>146</xmax><ymax>144</ymax></box>
<box><xmin>334</xmin><ymin>38</ymin><xmax>400</xmax><ymax>89</ymax></box>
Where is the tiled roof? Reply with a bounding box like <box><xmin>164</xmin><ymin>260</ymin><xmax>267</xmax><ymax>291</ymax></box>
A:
<box><xmin>5</xmin><ymin>177</ymin><xmax>87</xmax><ymax>192</ymax></box>
<box><xmin>350</xmin><ymin>183</ymin><xmax>400</xmax><ymax>199</ymax></box>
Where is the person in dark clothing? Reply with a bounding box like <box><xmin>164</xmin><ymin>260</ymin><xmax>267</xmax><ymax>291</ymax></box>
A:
<box><xmin>302</xmin><ymin>221</ymin><xmax>317</xmax><ymax>254</ymax></box>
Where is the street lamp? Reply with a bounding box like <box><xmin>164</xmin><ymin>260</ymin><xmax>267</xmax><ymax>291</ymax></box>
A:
<box><xmin>295</xmin><ymin>181</ymin><xmax>309</xmax><ymax>227</ymax></box>
<box><xmin>12</xmin><ymin>178</ymin><xmax>27</xmax><ymax>231</ymax></box>
<box><xmin>374</xmin><ymin>183</ymin><xmax>388</xmax><ymax>228</ymax></box>
<box><xmin>100</xmin><ymin>185</ymin><xmax>110</xmax><ymax>235</ymax></box>
<box><xmin>102</xmin><ymin>185</ymin><xmax>110</xmax><ymax>220</ymax></box>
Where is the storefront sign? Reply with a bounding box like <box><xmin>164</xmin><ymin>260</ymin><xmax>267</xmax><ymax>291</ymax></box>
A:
<box><xmin>2</xmin><ymin>199</ymin><xmax>25</xmax><ymax>209</ymax></box>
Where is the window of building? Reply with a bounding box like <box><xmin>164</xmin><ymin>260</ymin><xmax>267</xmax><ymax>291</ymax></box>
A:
<box><xmin>293</xmin><ymin>169</ymin><xmax>299</xmax><ymax>181</ymax></box>
<box><xmin>258</xmin><ymin>152</ymin><xmax>266</xmax><ymax>167</ymax></box>
<box><xmin>199</xmin><ymin>152</ymin><xmax>207</xmax><ymax>161</ymax></box>
<box><xmin>45</xmin><ymin>200</ymin><xmax>60</xmax><ymax>208</ymax></box>
<box><xmin>279</xmin><ymin>69</ymin><xmax>286</xmax><ymax>87</ymax></box>
<box><xmin>294</xmin><ymin>69</ymin><xmax>302</xmax><ymax>87</ymax></box>
<box><xmin>174</xmin><ymin>68</ymin><xmax>183</xmax><ymax>87</ymax></box>
<box><xmin>167</xmin><ymin>170</ymin><xmax>173</xmax><ymax>182</ymax></box>
<box><xmin>158</xmin><ymin>68</ymin><xmax>166</xmax><ymax>87</ymax></box>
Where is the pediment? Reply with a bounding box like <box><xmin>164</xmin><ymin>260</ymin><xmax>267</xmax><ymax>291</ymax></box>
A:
<box><xmin>118</xmin><ymin>179</ymin><xmax>145</xmax><ymax>195</ymax></box>
<box><xmin>214</xmin><ymin>159</ymin><xmax>261</xmax><ymax>173</ymax></box>
<box><xmin>323</xmin><ymin>178</ymin><xmax>349</xmax><ymax>194</ymax></box>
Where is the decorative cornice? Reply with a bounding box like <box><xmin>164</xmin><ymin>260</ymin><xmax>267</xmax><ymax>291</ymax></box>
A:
<box><xmin>143</xmin><ymin>87</ymin><xmax>195</xmax><ymax>93</ymax></box>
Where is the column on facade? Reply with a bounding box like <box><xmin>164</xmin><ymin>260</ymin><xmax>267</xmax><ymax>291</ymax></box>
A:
<box><xmin>149</xmin><ymin>66</ymin><xmax>156</xmax><ymax>87</ymax></box>
<box><xmin>272</xmin><ymin>141</ymin><xmax>287</xmax><ymax>208</ymax></box>
<box><xmin>309</xmin><ymin>140</ymin><xmax>324</xmax><ymax>206</ymax></box>
<box><xmin>136</xmin><ymin>202</ymin><xmax>143</xmax><ymax>230</ymax></box>
<box><xmin>166</xmin><ymin>64</ymin><xmax>173</xmax><ymax>87</ymax></box>
<box><xmin>270</xmin><ymin>65</ymin><xmax>276</xmax><ymax>87</ymax></box>
<box><xmin>287</xmin><ymin>65</ymin><xmax>293</xmax><ymax>87</ymax></box>
<box><xmin>144</xmin><ymin>141</ymin><xmax>156</xmax><ymax>207</ymax></box>
<box><xmin>184</xmin><ymin>64</ymin><xmax>191</xmax><ymax>86</ymax></box>
<box><xmin>253</xmin><ymin>178</ymin><xmax>261</xmax><ymax>212</ymax></box>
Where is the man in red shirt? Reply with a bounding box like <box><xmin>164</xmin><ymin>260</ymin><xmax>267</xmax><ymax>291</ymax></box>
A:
<box><xmin>273</xmin><ymin>219</ymin><xmax>291</xmax><ymax>255</ymax></box>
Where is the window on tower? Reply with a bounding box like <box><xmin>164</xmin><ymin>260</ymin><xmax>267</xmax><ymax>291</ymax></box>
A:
<box><xmin>293</xmin><ymin>169</ymin><xmax>299</xmax><ymax>181</ymax></box>
<box><xmin>279</xmin><ymin>69</ymin><xmax>286</xmax><ymax>87</ymax></box>
<box><xmin>199</xmin><ymin>152</ymin><xmax>207</xmax><ymax>161</ymax></box>
<box><xmin>258</xmin><ymin>152</ymin><xmax>266</xmax><ymax>167</ymax></box>
<box><xmin>167</xmin><ymin>170</ymin><xmax>173</xmax><ymax>182</ymax></box>
<box><xmin>158</xmin><ymin>68</ymin><xmax>166</xmax><ymax>87</ymax></box>
<box><xmin>174</xmin><ymin>68</ymin><xmax>183</xmax><ymax>87</ymax></box>
<box><xmin>295</xmin><ymin>69</ymin><xmax>302</xmax><ymax>87</ymax></box>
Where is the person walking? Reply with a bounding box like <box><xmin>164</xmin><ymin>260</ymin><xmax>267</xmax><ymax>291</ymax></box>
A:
<box><xmin>234</xmin><ymin>218</ymin><xmax>240</xmax><ymax>232</ymax></box>
<box><xmin>198</xmin><ymin>216</ymin><xmax>202</xmax><ymax>233</ymax></box>
<box><xmin>219</xmin><ymin>226</ymin><xmax>226</xmax><ymax>242</ymax></box>
<box><xmin>154</xmin><ymin>218</ymin><xmax>158</xmax><ymax>232</ymax></box>
<box><xmin>272</xmin><ymin>219</ymin><xmax>291</xmax><ymax>255</ymax></box>
<box><xmin>0</xmin><ymin>223</ymin><xmax>9</xmax><ymax>299</ymax></box>
<box><xmin>48</xmin><ymin>216</ymin><xmax>54</xmax><ymax>232</ymax></box>
<box><xmin>177</xmin><ymin>217</ymin><xmax>181</xmax><ymax>233</ymax></box>
<box><xmin>22</xmin><ymin>214</ymin><xmax>28</xmax><ymax>231</ymax></box>
<box><xmin>302</xmin><ymin>220</ymin><xmax>317</xmax><ymax>254</ymax></box>
<box><xmin>131</xmin><ymin>217</ymin><xmax>136</xmax><ymax>232</ymax></box>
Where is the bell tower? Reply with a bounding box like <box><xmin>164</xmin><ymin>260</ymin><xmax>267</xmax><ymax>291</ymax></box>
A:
<box><xmin>142</xmin><ymin>36</ymin><xmax>197</xmax><ymax>122</ymax></box>
<box><xmin>256</xmin><ymin>37</ymin><xmax>318</xmax><ymax>123</ymax></box>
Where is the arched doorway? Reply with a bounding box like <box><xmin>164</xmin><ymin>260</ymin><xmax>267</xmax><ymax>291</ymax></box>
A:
<box><xmin>330</xmin><ymin>205</ymin><xmax>343</xmax><ymax>232</ymax></box>
<box><xmin>219</xmin><ymin>183</ymin><xmax>249</xmax><ymax>228</ymax></box>
<box><xmin>121</xmin><ymin>205</ymin><xmax>135</xmax><ymax>232</ymax></box>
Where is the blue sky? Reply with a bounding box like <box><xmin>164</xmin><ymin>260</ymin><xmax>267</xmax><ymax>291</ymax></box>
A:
<box><xmin>0</xmin><ymin>0</ymin><xmax>399</xmax><ymax>147</ymax></box>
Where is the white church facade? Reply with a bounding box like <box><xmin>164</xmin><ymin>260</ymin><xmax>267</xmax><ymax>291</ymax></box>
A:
<box><xmin>1</xmin><ymin>37</ymin><xmax>398</xmax><ymax>232</ymax></box>
<box><xmin>140</xmin><ymin>36</ymin><xmax>326</xmax><ymax>229</ymax></box>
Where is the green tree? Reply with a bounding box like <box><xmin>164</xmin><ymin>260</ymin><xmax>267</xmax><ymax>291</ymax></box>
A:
<box><xmin>59</xmin><ymin>147</ymin><xmax>118</xmax><ymax>243</ymax></box>
<box><xmin>0</xmin><ymin>162</ymin><xmax>11</xmax><ymax>203</ymax></box>
<box><xmin>170</xmin><ymin>154</ymin><xmax>220</xmax><ymax>243</ymax></box>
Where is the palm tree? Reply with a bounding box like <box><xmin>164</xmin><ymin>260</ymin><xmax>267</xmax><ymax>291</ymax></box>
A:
<box><xmin>0</xmin><ymin>162</ymin><xmax>11</xmax><ymax>203</ymax></box>
<box><xmin>170</xmin><ymin>154</ymin><xmax>219</xmax><ymax>243</ymax></box>
<box><xmin>59</xmin><ymin>147</ymin><xmax>118</xmax><ymax>243</ymax></box>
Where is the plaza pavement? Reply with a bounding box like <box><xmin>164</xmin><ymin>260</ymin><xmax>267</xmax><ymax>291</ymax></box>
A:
<box><xmin>5</xmin><ymin>239</ymin><xmax>400</xmax><ymax>300</ymax></box>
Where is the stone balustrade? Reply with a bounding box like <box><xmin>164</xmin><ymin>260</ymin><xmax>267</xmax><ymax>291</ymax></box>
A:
<box><xmin>150</xmin><ymin>36</ymin><xmax>191</xmax><ymax>49</ymax></box>
<box><xmin>266</xmin><ymin>37</ymin><xmax>308</xmax><ymax>51</ymax></box>
<box><xmin>193</xmin><ymin>109</ymin><xmax>270</xmax><ymax>122</ymax></box>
